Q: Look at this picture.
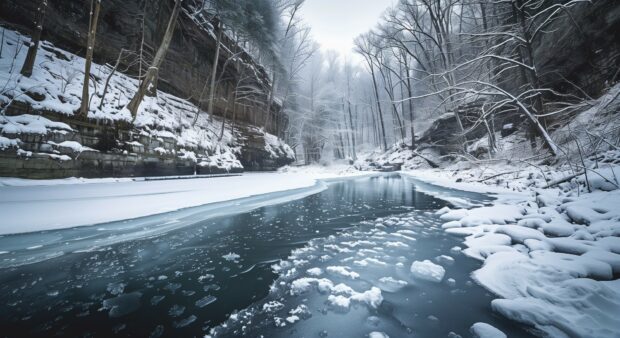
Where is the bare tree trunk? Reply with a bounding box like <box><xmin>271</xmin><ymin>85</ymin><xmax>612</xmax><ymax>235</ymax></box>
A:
<box><xmin>219</xmin><ymin>90</ymin><xmax>234</xmax><ymax>141</ymax></box>
<box><xmin>370</xmin><ymin>65</ymin><xmax>388</xmax><ymax>150</ymax></box>
<box><xmin>1</xmin><ymin>27</ymin><xmax>6</xmax><ymax>58</ymax></box>
<box><xmin>78</xmin><ymin>0</ymin><xmax>101</xmax><ymax>118</ymax></box>
<box><xmin>127</xmin><ymin>0</ymin><xmax>182</xmax><ymax>120</ymax></box>
<box><xmin>99</xmin><ymin>49</ymin><xmax>126</xmax><ymax>109</ymax></box>
<box><xmin>206</xmin><ymin>19</ymin><xmax>223</xmax><ymax>122</ymax></box>
<box><xmin>20</xmin><ymin>0</ymin><xmax>48</xmax><ymax>77</ymax></box>
<box><xmin>264</xmin><ymin>65</ymin><xmax>276</xmax><ymax>130</ymax></box>
<box><xmin>347</xmin><ymin>102</ymin><xmax>357</xmax><ymax>160</ymax></box>
<box><xmin>403</xmin><ymin>54</ymin><xmax>415</xmax><ymax>149</ymax></box>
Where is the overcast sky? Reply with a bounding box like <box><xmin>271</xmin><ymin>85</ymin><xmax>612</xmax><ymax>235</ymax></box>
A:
<box><xmin>298</xmin><ymin>0</ymin><xmax>396</xmax><ymax>61</ymax></box>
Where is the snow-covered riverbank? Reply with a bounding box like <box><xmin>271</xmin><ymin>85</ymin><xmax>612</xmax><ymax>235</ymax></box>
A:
<box><xmin>0</xmin><ymin>165</ymin><xmax>370</xmax><ymax>235</ymax></box>
<box><xmin>1</xmin><ymin>158</ymin><xmax>619</xmax><ymax>337</ymax></box>
<box><xmin>402</xmin><ymin>160</ymin><xmax>620</xmax><ymax>338</ymax></box>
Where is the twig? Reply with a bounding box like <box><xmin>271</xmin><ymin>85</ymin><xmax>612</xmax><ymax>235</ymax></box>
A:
<box><xmin>543</xmin><ymin>171</ymin><xmax>584</xmax><ymax>189</ymax></box>
<box><xmin>476</xmin><ymin>170</ymin><xmax>520</xmax><ymax>182</ymax></box>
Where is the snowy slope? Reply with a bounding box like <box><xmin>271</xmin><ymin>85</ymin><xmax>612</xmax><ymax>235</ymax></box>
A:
<box><xmin>0</xmin><ymin>29</ymin><xmax>293</xmax><ymax>172</ymax></box>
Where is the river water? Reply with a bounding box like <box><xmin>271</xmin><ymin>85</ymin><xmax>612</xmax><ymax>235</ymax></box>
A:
<box><xmin>0</xmin><ymin>174</ymin><xmax>533</xmax><ymax>337</ymax></box>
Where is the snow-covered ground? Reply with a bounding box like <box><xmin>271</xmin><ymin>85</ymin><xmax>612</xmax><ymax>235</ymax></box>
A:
<box><xmin>401</xmin><ymin>157</ymin><xmax>620</xmax><ymax>338</ymax></box>
<box><xmin>0</xmin><ymin>166</ymin><xmax>370</xmax><ymax>235</ymax></box>
<box><xmin>0</xmin><ymin>28</ymin><xmax>293</xmax><ymax>172</ymax></box>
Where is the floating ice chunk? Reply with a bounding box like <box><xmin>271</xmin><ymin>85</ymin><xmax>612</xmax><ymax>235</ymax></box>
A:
<box><xmin>332</xmin><ymin>283</ymin><xmax>355</xmax><ymax>295</ymax></box>
<box><xmin>446</xmin><ymin>278</ymin><xmax>456</xmax><ymax>287</ymax></box>
<box><xmin>150</xmin><ymin>325</ymin><xmax>164</xmax><ymax>338</ymax></box>
<box><xmin>195</xmin><ymin>295</ymin><xmax>216</xmax><ymax>308</ymax></box>
<box><xmin>273</xmin><ymin>317</ymin><xmax>287</xmax><ymax>327</ymax></box>
<box><xmin>354</xmin><ymin>257</ymin><xmax>387</xmax><ymax>267</ymax></box>
<box><xmin>289</xmin><ymin>304</ymin><xmax>310</xmax><ymax>319</ymax></box>
<box><xmin>150</xmin><ymin>295</ymin><xmax>165</xmax><ymax>306</ymax></box>
<box><xmin>327</xmin><ymin>295</ymin><xmax>350</xmax><ymax>309</ymax></box>
<box><xmin>378</xmin><ymin>277</ymin><xmax>408</xmax><ymax>292</ymax></box>
<box><xmin>290</xmin><ymin>278</ymin><xmax>334</xmax><ymax>295</ymax></box>
<box><xmin>286</xmin><ymin>315</ymin><xmax>300</xmax><ymax>323</ymax></box>
<box><xmin>102</xmin><ymin>292</ymin><xmax>142</xmax><ymax>318</ymax></box>
<box><xmin>307</xmin><ymin>267</ymin><xmax>323</xmax><ymax>276</ymax></box>
<box><xmin>222</xmin><ymin>252</ymin><xmax>240</xmax><ymax>262</ymax></box>
<box><xmin>293</xmin><ymin>259</ymin><xmax>309</xmax><ymax>266</ymax></box>
<box><xmin>326</xmin><ymin>266</ymin><xmax>360</xmax><ymax>279</ymax></box>
<box><xmin>410</xmin><ymin>260</ymin><xmax>445</xmax><ymax>283</ymax></box>
<box><xmin>385</xmin><ymin>241</ymin><xmax>409</xmax><ymax>248</ymax></box>
<box><xmin>341</xmin><ymin>240</ymin><xmax>376</xmax><ymax>248</ymax></box>
<box><xmin>470</xmin><ymin>322</ymin><xmax>506</xmax><ymax>338</ymax></box>
<box><xmin>435</xmin><ymin>255</ymin><xmax>455</xmax><ymax>265</ymax></box>
<box><xmin>168</xmin><ymin>304</ymin><xmax>185</xmax><ymax>317</ymax></box>
<box><xmin>173</xmin><ymin>315</ymin><xmax>196</xmax><ymax>328</ymax></box>
<box><xmin>369</xmin><ymin>331</ymin><xmax>389</xmax><ymax>338</ymax></box>
<box><xmin>390</xmin><ymin>233</ymin><xmax>416</xmax><ymax>241</ymax></box>
<box><xmin>262</xmin><ymin>301</ymin><xmax>284</xmax><ymax>313</ymax></box>
<box><xmin>351</xmin><ymin>287</ymin><xmax>383</xmax><ymax>308</ymax></box>
<box><xmin>164</xmin><ymin>282</ymin><xmax>181</xmax><ymax>294</ymax></box>
<box><xmin>106</xmin><ymin>282</ymin><xmax>126</xmax><ymax>296</ymax></box>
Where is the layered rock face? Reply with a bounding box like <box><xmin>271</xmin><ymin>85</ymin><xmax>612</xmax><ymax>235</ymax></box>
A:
<box><xmin>534</xmin><ymin>1</ymin><xmax>620</xmax><ymax>99</ymax></box>
<box><xmin>0</xmin><ymin>1</ymin><xmax>295</xmax><ymax>179</ymax></box>
<box><xmin>0</xmin><ymin>104</ymin><xmax>294</xmax><ymax>179</ymax></box>
<box><xmin>0</xmin><ymin>0</ymin><xmax>284</xmax><ymax>133</ymax></box>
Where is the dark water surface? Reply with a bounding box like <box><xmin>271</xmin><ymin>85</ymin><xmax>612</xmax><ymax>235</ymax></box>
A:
<box><xmin>0</xmin><ymin>174</ymin><xmax>532</xmax><ymax>337</ymax></box>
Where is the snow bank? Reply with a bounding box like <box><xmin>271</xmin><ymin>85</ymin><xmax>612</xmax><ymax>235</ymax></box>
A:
<box><xmin>417</xmin><ymin>157</ymin><xmax>620</xmax><ymax>338</ymax></box>
<box><xmin>470</xmin><ymin>322</ymin><xmax>506</xmax><ymax>338</ymax></box>
<box><xmin>0</xmin><ymin>171</ymin><xmax>357</xmax><ymax>235</ymax></box>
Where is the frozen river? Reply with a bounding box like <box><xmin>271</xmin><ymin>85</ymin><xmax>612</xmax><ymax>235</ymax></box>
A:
<box><xmin>0</xmin><ymin>174</ymin><xmax>533</xmax><ymax>337</ymax></box>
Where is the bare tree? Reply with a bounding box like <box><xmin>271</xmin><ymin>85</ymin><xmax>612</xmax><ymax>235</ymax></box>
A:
<box><xmin>355</xmin><ymin>33</ymin><xmax>388</xmax><ymax>151</ymax></box>
<box><xmin>20</xmin><ymin>0</ymin><xmax>48</xmax><ymax>77</ymax></box>
<box><xmin>78</xmin><ymin>0</ymin><xmax>102</xmax><ymax>118</ymax></box>
<box><xmin>127</xmin><ymin>0</ymin><xmax>182</xmax><ymax>121</ymax></box>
